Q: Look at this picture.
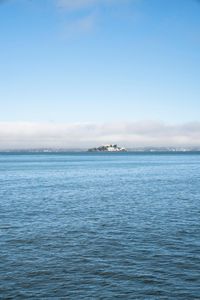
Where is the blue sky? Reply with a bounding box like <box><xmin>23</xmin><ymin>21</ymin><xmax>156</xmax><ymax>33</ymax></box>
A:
<box><xmin>0</xmin><ymin>0</ymin><xmax>200</xmax><ymax>148</ymax></box>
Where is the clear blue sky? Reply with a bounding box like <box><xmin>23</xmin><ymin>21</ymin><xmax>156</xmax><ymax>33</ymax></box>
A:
<box><xmin>1</xmin><ymin>0</ymin><xmax>200</xmax><ymax>123</ymax></box>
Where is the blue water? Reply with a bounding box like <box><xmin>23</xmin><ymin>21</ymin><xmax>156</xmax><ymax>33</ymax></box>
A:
<box><xmin>0</xmin><ymin>153</ymin><xmax>200</xmax><ymax>299</ymax></box>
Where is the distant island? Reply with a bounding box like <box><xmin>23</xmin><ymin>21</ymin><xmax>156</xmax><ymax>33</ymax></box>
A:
<box><xmin>88</xmin><ymin>144</ymin><xmax>127</xmax><ymax>152</ymax></box>
<box><xmin>2</xmin><ymin>147</ymin><xmax>200</xmax><ymax>153</ymax></box>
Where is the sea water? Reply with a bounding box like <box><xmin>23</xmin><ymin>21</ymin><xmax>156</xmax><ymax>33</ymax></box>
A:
<box><xmin>0</xmin><ymin>153</ymin><xmax>200</xmax><ymax>299</ymax></box>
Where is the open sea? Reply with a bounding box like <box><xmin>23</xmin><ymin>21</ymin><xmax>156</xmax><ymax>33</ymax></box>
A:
<box><xmin>0</xmin><ymin>152</ymin><xmax>200</xmax><ymax>299</ymax></box>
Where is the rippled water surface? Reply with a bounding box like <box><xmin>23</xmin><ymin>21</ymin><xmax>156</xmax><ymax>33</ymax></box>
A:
<box><xmin>0</xmin><ymin>152</ymin><xmax>200</xmax><ymax>299</ymax></box>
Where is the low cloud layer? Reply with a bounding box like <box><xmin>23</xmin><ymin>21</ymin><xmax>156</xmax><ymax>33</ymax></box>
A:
<box><xmin>0</xmin><ymin>121</ymin><xmax>200</xmax><ymax>150</ymax></box>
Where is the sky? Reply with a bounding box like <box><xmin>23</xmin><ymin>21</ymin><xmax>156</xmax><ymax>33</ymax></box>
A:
<box><xmin>0</xmin><ymin>0</ymin><xmax>200</xmax><ymax>149</ymax></box>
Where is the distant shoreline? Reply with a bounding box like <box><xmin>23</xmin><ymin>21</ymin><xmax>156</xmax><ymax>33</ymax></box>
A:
<box><xmin>1</xmin><ymin>150</ymin><xmax>200</xmax><ymax>154</ymax></box>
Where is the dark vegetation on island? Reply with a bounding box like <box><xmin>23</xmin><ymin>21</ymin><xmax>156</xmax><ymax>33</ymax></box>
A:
<box><xmin>88</xmin><ymin>144</ymin><xmax>127</xmax><ymax>152</ymax></box>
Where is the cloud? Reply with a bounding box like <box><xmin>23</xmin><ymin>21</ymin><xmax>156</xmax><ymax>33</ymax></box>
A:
<box><xmin>57</xmin><ymin>0</ymin><xmax>126</xmax><ymax>11</ymax></box>
<box><xmin>63</xmin><ymin>12</ymin><xmax>97</xmax><ymax>37</ymax></box>
<box><xmin>57</xmin><ymin>0</ymin><xmax>98</xmax><ymax>10</ymax></box>
<box><xmin>0</xmin><ymin>121</ymin><xmax>200</xmax><ymax>150</ymax></box>
<box><xmin>57</xmin><ymin>0</ymin><xmax>132</xmax><ymax>36</ymax></box>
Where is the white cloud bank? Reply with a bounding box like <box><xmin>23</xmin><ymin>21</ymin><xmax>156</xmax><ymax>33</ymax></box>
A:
<box><xmin>0</xmin><ymin>121</ymin><xmax>200</xmax><ymax>150</ymax></box>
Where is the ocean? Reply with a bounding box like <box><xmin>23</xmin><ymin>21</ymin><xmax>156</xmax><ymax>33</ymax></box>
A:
<box><xmin>0</xmin><ymin>152</ymin><xmax>200</xmax><ymax>299</ymax></box>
